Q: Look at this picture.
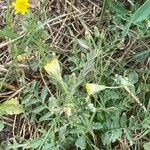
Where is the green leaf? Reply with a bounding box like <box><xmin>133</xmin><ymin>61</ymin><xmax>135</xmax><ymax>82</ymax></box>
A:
<box><xmin>144</xmin><ymin>142</ymin><xmax>150</xmax><ymax>150</ymax></box>
<box><xmin>104</xmin><ymin>90</ymin><xmax>119</xmax><ymax>102</ymax></box>
<box><xmin>32</xmin><ymin>105</ymin><xmax>45</xmax><ymax>114</ymax></box>
<box><xmin>111</xmin><ymin>129</ymin><xmax>122</xmax><ymax>143</ymax></box>
<box><xmin>59</xmin><ymin>126</ymin><xmax>67</xmax><ymax>141</ymax></box>
<box><xmin>122</xmin><ymin>23</ymin><xmax>131</xmax><ymax>37</ymax></box>
<box><xmin>0</xmin><ymin>120</ymin><xmax>4</xmax><ymax>131</ymax></box>
<box><xmin>25</xmin><ymin>98</ymin><xmax>39</xmax><ymax>107</ymax></box>
<box><xmin>120</xmin><ymin>113</ymin><xmax>127</xmax><ymax>128</ymax></box>
<box><xmin>39</xmin><ymin>112</ymin><xmax>52</xmax><ymax>121</ymax></box>
<box><xmin>129</xmin><ymin>116</ymin><xmax>136</xmax><ymax>128</ymax></box>
<box><xmin>93</xmin><ymin>122</ymin><xmax>103</xmax><ymax>130</ymax></box>
<box><xmin>22</xmin><ymin>93</ymin><xmax>33</xmax><ymax>104</ymax></box>
<box><xmin>77</xmin><ymin>39</ymin><xmax>90</xmax><ymax>50</ymax></box>
<box><xmin>122</xmin><ymin>0</ymin><xmax>150</xmax><ymax>37</ymax></box>
<box><xmin>102</xmin><ymin>132</ymin><xmax>112</xmax><ymax>145</ymax></box>
<box><xmin>26</xmin><ymin>138</ymin><xmax>44</xmax><ymax>149</ymax></box>
<box><xmin>128</xmin><ymin>71</ymin><xmax>139</xmax><ymax>84</ymax></box>
<box><xmin>102</xmin><ymin>130</ymin><xmax>122</xmax><ymax>145</ymax></box>
<box><xmin>133</xmin><ymin>50</ymin><xmax>150</xmax><ymax>62</ymax></box>
<box><xmin>0</xmin><ymin>98</ymin><xmax>24</xmax><ymax>116</ymax></box>
<box><xmin>0</xmin><ymin>28</ymin><xmax>17</xmax><ymax>39</ymax></box>
<box><xmin>42</xmin><ymin>144</ymin><xmax>55</xmax><ymax>150</ymax></box>
<box><xmin>132</xmin><ymin>0</ymin><xmax>150</xmax><ymax>23</ymax></box>
<box><xmin>75</xmin><ymin>136</ymin><xmax>86</xmax><ymax>150</ymax></box>
<box><xmin>40</xmin><ymin>87</ymin><xmax>48</xmax><ymax>101</ymax></box>
<box><xmin>124</xmin><ymin>129</ymin><xmax>134</xmax><ymax>145</ymax></box>
<box><xmin>115</xmin><ymin>75</ymin><xmax>135</xmax><ymax>92</ymax></box>
<box><xmin>48</xmin><ymin>97</ymin><xmax>58</xmax><ymax>108</ymax></box>
<box><xmin>110</xmin><ymin>2</ymin><xmax>129</xmax><ymax>21</ymax></box>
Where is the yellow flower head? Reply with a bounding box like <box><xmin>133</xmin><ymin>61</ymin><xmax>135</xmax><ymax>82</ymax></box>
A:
<box><xmin>12</xmin><ymin>0</ymin><xmax>30</xmax><ymax>15</ymax></box>
<box><xmin>44</xmin><ymin>58</ymin><xmax>61</xmax><ymax>78</ymax></box>
<box><xmin>86</xmin><ymin>83</ymin><xmax>107</xmax><ymax>95</ymax></box>
<box><xmin>86</xmin><ymin>83</ymin><xmax>92</xmax><ymax>94</ymax></box>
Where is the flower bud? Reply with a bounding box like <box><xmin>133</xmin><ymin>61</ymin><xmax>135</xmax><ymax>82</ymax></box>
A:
<box><xmin>85</xmin><ymin>83</ymin><xmax>107</xmax><ymax>95</ymax></box>
<box><xmin>44</xmin><ymin>58</ymin><xmax>61</xmax><ymax>78</ymax></box>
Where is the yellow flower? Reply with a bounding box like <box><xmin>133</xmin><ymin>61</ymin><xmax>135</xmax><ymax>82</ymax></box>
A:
<box><xmin>12</xmin><ymin>0</ymin><xmax>30</xmax><ymax>15</ymax></box>
<box><xmin>86</xmin><ymin>83</ymin><xmax>107</xmax><ymax>95</ymax></box>
<box><xmin>44</xmin><ymin>58</ymin><xmax>61</xmax><ymax>78</ymax></box>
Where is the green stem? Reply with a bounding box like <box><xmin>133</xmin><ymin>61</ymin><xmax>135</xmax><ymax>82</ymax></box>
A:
<box><xmin>60</xmin><ymin>79</ymin><xmax>69</xmax><ymax>94</ymax></box>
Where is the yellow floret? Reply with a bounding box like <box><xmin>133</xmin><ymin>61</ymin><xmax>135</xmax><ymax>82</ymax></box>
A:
<box><xmin>85</xmin><ymin>83</ymin><xmax>91</xmax><ymax>94</ymax></box>
<box><xmin>12</xmin><ymin>0</ymin><xmax>30</xmax><ymax>15</ymax></box>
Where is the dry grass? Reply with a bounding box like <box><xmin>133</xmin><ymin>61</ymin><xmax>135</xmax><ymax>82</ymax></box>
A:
<box><xmin>0</xmin><ymin>0</ymin><xmax>150</xmax><ymax>149</ymax></box>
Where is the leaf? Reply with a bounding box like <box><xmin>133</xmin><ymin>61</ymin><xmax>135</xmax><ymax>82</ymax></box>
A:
<box><xmin>144</xmin><ymin>142</ymin><xmax>150</xmax><ymax>150</ymax></box>
<box><xmin>122</xmin><ymin>0</ymin><xmax>150</xmax><ymax>37</ymax></box>
<box><xmin>26</xmin><ymin>138</ymin><xmax>44</xmax><ymax>149</ymax></box>
<box><xmin>32</xmin><ymin>105</ymin><xmax>45</xmax><ymax>114</ymax></box>
<box><xmin>111</xmin><ymin>129</ymin><xmax>122</xmax><ymax>143</ymax></box>
<box><xmin>22</xmin><ymin>93</ymin><xmax>33</xmax><ymax>104</ymax></box>
<box><xmin>39</xmin><ymin>112</ymin><xmax>52</xmax><ymax>121</ymax></box>
<box><xmin>104</xmin><ymin>90</ymin><xmax>119</xmax><ymax>102</ymax></box>
<box><xmin>141</xmin><ymin>117</ymin><xmax>150</xmax><ymax>129</ymax></box>
<box><xmin>133</xmin><ymin>50</ymin><xmax>150</xmax><ymax>62</ymax></box>
<box><xmin>0</xmin><ymin>120</ymin><xmax>4</xmax><ymax>131</ymax></box>
<box><xmin>40</xmin><ymin>86</ymin><xmax>48</xmax><ymax>101</ymax></box>
<box><xmin>77</xmin><ymin>39</ymin><xmax>90</xmax><ymax>50</ymax></box>
<box><xmin>115</xmin><ymin>75</ymin><xmax>134</xmax><ymax>89</ymax></box>
<box><xmin>102</xmin><ymin>132</ymin><xmax>112</xmax><ymax>145</ymax></box>
<box><xmin>75</xmin><ymin>136</ymin><xmax>86</xmax><ymax>150</ymax></box>
<box><xmin>0</xmin><ymin>98</ymin><xmax>24</xmax><ymax>116</ymax></box>
<box><xmin>59</xmin><ymin>126</ymin><xmax>67</xmax><ymax>141</ymax></box>
<box><xmin>25</xmin><ymin>98</ymin><xmax>39</xmax><ymax>107</ymax></box>
<box><xmin>132</xmin><ymin>0</ymin><xmax>150</xmax><ymax>23</ymax></box>
<box><xmin>42</xmin><ymin>144</ymin><xmax>55</xmax><ymax>150</ymax></box>
<box><xmin>110</xmin><ymin>2</ymin><xmax>129</xmax><ymax>21</ymax></box>
<box><xmin>70</xmin><ymin>128</ymin><xmax>80</xmax><ymax>134</ymax></box>
<box><xmin>124</xmin><ymin>129</ymin><xmax>134</xmax><ymax>145</ymax></box>
<box><xmin>102</xmin><ymin>129</ymin><xmax>122</xmax><ymax>145</ymax></box>
<box><xmin>30</xmin><ymin>59</ymin><xmax>39</xmax><ymax>72</ymax></box>
<box><xmin>129</xmin><ymin>116</ymin><xmax>136</xmax><ymax>128</ymax></box>
<box><xmin>128</xmin><ymin>71</ymin><xmax>139</xmax><ymax>84</ymax></box>
<box><xmin>122</xmin><ymin>23</ymin><xmax>131</xmax><ymax>37</ymax></box>
<box><xmin>48</xmin><ymin>97</ymin><xmax>58</xmax><ymax>108</ymax></box>
<box><xmin>0</xmin><ymin>28</ymin><xmax>17</xmax><ymax>39</ymax></box>
<box><xmin>120</xmin><ymin>113</ymin><xmax>127</xmax><ymax>128</ymax></box>
<box><xmin>93</xmin><ymin>122</ymin><xmax>103</xmax><ymax>130</ymax></box>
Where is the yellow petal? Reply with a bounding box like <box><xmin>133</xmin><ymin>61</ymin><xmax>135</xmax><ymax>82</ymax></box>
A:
<box><xmin>44</xmin><ymin>58</ymin><xmax>61</xmax><ymax>78</ymax></box>
<box><xmin>12</xmin><ymin>0</ymin><xmax>30</xmax><ymax>15</ymax></box>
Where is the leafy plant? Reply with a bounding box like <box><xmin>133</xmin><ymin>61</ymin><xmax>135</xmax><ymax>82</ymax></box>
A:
<box><xmin>0</xmin><ymin>0</ymin><xmax>150</xmax><ymax>149</ymax></box>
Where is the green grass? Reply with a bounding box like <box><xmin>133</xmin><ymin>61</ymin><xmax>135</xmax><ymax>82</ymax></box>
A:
<box><xmin>0</xmin><ymin>0</ymin><xmax>150</xmax><ymax>149</ymax></box>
